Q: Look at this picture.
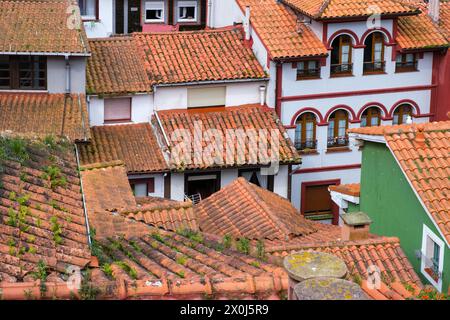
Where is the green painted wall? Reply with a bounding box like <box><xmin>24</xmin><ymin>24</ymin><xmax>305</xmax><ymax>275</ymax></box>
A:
<box><xmin>347</xmin><ymin>202</ymin><xmax>360</xmax><ymax>213</ymax></box>
<box><xmin>359</xmin><ymin>142</ymin><xmax>450</xmax><ymax>293</ymax></box>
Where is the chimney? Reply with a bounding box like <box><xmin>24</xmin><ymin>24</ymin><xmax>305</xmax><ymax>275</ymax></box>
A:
<box><xmin>259</xmin><ymin>85</ymin><xmax>266</xmax><ymax>106</ymax></box>
<box><xmin>243</xmin><ymin>6</ymin><xmax>251</xmax><ymax>41</ymax></box>
<box><xmin>428</xmin><ymin>0</ymin><xmax>440</xmax><ymax>23</ymax></box>
<box><xmin>414</xmin><ymin>124</ymin><xmax>426</xmax><ymax>148</ymax></box>
<box><xmin>341</xmin><ymin>211</ymin><xmax>372</xmax><ymax>241</ymax></box>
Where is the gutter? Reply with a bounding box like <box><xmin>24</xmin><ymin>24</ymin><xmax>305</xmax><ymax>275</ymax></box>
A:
<box><xmin>75</xmin><ymin>143</ymin><xmax>92</xmax><ymax>247</ymax></box>
<box><xmin>0</xmin><ymin>51</ymin><xmax>90</xmax><ymax>57</ymax></box>
<box><xmin>153</xmin><ymin>77</ymin><xmax>270</xmax><ymax>89</ymax></box>
<box><xmin>154</xmin><ymin>110</ymin><xmax>171</xmax><ymax>148</ymax></box>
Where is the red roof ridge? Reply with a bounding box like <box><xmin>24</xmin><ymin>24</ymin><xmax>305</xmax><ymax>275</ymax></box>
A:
<box><xmin>132</xmin><ymin>27</ymin><xmax>244</xmax><ymax>37</ymax></box>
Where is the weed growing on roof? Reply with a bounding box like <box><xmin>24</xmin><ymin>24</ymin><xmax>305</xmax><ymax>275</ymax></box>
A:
<box><xmin>115</xmin><ymin>261</ymin><xmax>138</xmax><ymax>280</ymax></box>
<box><xmin>177</xmin><ymin>229</ymin><xmax>203</xmax><ymax>243</ymax></box>
<box><xmin>50</xmin><ymin>216</ymin><xmax>63</xmax><ymax>245</ymax></box>
<box><xmin>23</xmin><ymin>289</ymin><xmax>35</xmax><ymax>300</ymax></box>
<box><xmin>237</xmin><ymin>238</ymin><xmax>250</xmax><ymax>255</ymax></box>
<box><xmin>101</xmin><ymin>263</ymin><xmax>114</xmax><ymax>279</ymax></box>
<box><xmin>256</xmin><ymin>240</ymin><xmax>265</xmax><ymax>259</ymax></box>
<box><xmin>176</xmin><ymin>255</ymin><xmax>188</xmax><ymax>266</ymax></box>
<box><xmin>415</xmin><ymin>287</ymin><xmax>449</xmax><ymax>300</ymax></box>
<box><xmin>79</xmin><ymin>269</ymin><xmax>102</xmax><ymax>300</ymax></box>
<box><xmin>32</xmin><ymin>260</ymin><xmax>48</xmax><ymax>298</ymax></box>
<box><xmin>250</xmin><ymin>261</ymin><xmax>260</xmax><ymax>268</ymax></box>
<box><xmin>352</xmin><ymin>273</ymin><xmax>362</xmax><ymax>286</ymax></box>
<box><xmin>151</xmin><ymin>232</ymin><xmax>165</xmax><ymax>243</ymax></box>
<box><xmin>129</xmin><ymin>240</ymin><xmax>142</xmax><ymax>253</ymax></box>
<box><xmin>0</xmin><ymin>136</ymin><xmax>30</xmax><ymax>167</ymax></box>
<box><xmin>223</xmin><ymin>234</ymin><xmax>232</xmax><ymax>249</ymax></box>
<box><xmin>177</xmin><ymin>270</ymin><xmax>185</xmax><ymax>278</ymax></box>
<box><xmin>41</xmin><ymin>165</ymin><xmax>68</xmax><ymax>190</ymax></box>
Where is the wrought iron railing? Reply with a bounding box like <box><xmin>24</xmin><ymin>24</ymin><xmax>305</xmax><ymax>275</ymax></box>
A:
<box><xmin>330</xmin><ymin>63</ymin><xmax>353</xmax><ymax>75</ymax></box>
<box><xmin>363</xmin><ymin>61</ymin><xmax>386</xmax><ymax>73</ymax></box>
<box><xmin>327</xmin><ymin>136</ymin><xmax>349</xmax><ymax>148</ymax></box>
<box><xmin>295</xmin><ymin>139</ymin><xmax>317</xmax><ymax>151</ymax></box>
<box><xmin>395</xmin><ymin>60</ymin><xmax>419</xmax><ymax>72</ymax></box>
<box><xmin>297</xmin><ymin>68</ymin><xmax>321</xmax><ymax>79</ymax></box>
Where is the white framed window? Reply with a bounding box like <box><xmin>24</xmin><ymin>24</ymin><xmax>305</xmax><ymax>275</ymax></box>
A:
<box><xmin>145</xmin><ymin>1</ymin><xmax>165</xmax><ymax>23</ymax></box>
<box><xmin>421</xmin><ymin>224</ymin><xmax>445</xmax><ymax>291</ymax></box>
<box><xmin>79</xmin><ymin>0</ymin><xmax>97</xmax><ymax>20</ymax></box>
<box><xmin>177</xmin><ymin>0</ymin><xmax>198</xmax><ymax>22</ymax></box>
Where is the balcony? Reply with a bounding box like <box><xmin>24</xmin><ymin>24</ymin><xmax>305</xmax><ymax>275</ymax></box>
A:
<box><xmin>297</xmin><ymin>68</ymin><xmax>321</xmax><ymax>80</ymax></box>
<box><xmin>327</xmin><ymin>136</ymin><xmax>349</xmax><ymax>148</ymax></box>
<box><xmin>330</xmin><ymin>63</ymin><xmax>353</xmax><ymax>77</ymax></box>
<box><xmin>295</xmin><ymin>139</ymin><xmax>317</xmax><ymax>151</ymax></box>
<box><xmin>363</xmin><ymin>61</ymin><xmax>386</xmax><ymax>74</ymax></box>
<box><xmin>396</xmin><ymin>60</ymin><xmax>419</xmax><ymax>73</ymax></box>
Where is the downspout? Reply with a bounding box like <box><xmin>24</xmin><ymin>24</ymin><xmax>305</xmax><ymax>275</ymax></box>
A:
<box><xmin>207</xmin><ymin>0</ymin><xmax>213</xmax><ymax>28</ymax></box>
<box><xmin>275</xmin><ymin>62</ymin><xmax>283</xmax><ymax>118</ymax></box>
<box><xmin>75</xmin><ymin>143</ymin><xmax>92</xmax><ymax>247</ymax></box>
<box><xmin>61</xmin><ymin>55</ymin><xmax>71</xmax><ymax>138</ymax></box>
<box><xmin>154</xmin><ymin>110</ymin><xmax>171</xmax><ymax>148</ymax></box>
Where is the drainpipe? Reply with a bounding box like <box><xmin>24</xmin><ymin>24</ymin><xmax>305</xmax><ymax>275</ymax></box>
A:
<box><xmin>243</xmin><ymin>6</ymin><xmax>251</xmax><ymax>41</ymax></box>
<box><xmin>275</xmin><ymin>62</ymin><xmax>283</xmax><ymax>117</ymax></box>
<box><xmin>75</xmin><ymin>143</ymin><xmax>92</xmax><ymax>247</ymax></box>
<box><xmin>207</xmin><ymin>0</ymin><xmax>213</xmax><ymax>28</ymax></box>
<box><xmin>65</xmin><ymin>55</ymin><xmax>71</xmax><ymax>94</ymax></box>
<box><xmin>259</xmin><ymin>85</ymin><xmax>266</xmax><ymax>106</ymax></box>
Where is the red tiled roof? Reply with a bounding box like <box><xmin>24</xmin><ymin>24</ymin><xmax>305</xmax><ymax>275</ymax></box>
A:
<box><xmin>0</xmin><ymin>0</ymin><xmax>89</xmax><ymax>55</ymax></box>
<box><xmin>0</xmin><ymin>93</ymin><xmax>90</xmax><ymax>142</ymax></box>
<box><xmin>78</xmin><ymin>123</ymin><xmax>168</xmax><ymax>174</ymax></box>
<box><xmin>441</xmin><ymin>1</ymin><xmax>450</xmax><ymax>40</ymax></box>
<box><xmin>196</xmin><ymin>178</ymin><xmax>316</xmax><ymax>240</ymax></box>
<box><xmin>133</xmin><ymin>28</ymin><xmax>267</xmax><ymax>85</ymax></box>
<box><xmin>282</xmin><ymin>0</ymin><xmax>419</xmax><ymax>19</ymax></box>
<box><xmin>81</xmin><ymin>161</ymin><xmax>197</xmax><ymax>234</ymax></box>
<box><xmin>270</xmin><ymin>237</ymin><xmax>423</xmax><ymax>300</ymax></box>
<box><xmin>236</xmin><ymin>0</ymin><xmax>328</xmax><ymax>59</ymax></box>
<box><xmin>0</xmin><ymin>135</ymin><xmax>91</xmax><ymax>283</ymax></box>
<box><xmin>329</xmin><ymin>183</ymin><xmax>361</xmax><ymax>197</ymax></box>
<box><xmin>87</xmin><ymin>37</ymin><xmax>152</xmax><ymax>95</ymax></box>
<box><xmin>154</xmin><ymin>105</ymin><xmax>301</xmax><ymax>170</ymax></box>
<box><xmin>350</xmin><ymin>121</ymin><xmax>450</xmax><ymax>245</ymax></box>
<box><xmin>397</xmin><ymin>12</ymin><xmax>449</xmax><ymax>50</ymax></box>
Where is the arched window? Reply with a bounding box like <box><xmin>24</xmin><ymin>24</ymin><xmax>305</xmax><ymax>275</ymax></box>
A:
<box><xmin>295</xmin><ymin>112</ymin><xmax>317</xmax><ymax>150</ymax></box>
<box><xmin>393</xmin><ymin>104</ymin><xmax>413</xmax><ymax>125</ymax></box>
<box><xmin>327</xmin><ymin>110</ymin><xmax>349</xmax><ymax>148</ymax></box>
<box><xmin>363</xmin><ymin>32</ymin><xmax>385</xmax><ymax>74</ymax></box>
<box><xmin>361</xmin><ymin>107</ymin><xmax>381</xmax><ymax>127</ymax></box>
<box><xmin>331</xmin><ymin>35</ymin><xmax>353</xmax><ymax>76</ymax></box>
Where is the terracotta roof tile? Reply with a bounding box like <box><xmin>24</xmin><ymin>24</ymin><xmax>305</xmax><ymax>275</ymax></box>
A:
<box><xmin>236</xmin><ymin>0</ymin><xmax>327</xmax><ymax>59</ymax></box>
<box><xmin>133</xmin><ymin>28</ymin><xmax>267</xmax><ymax>85</ymax></box>
<box><xmin>270</xmin><ymin>237</ymin><xmax>423</xmax><ymax>300</ymax></box>
<box><xmin>397</xmin><ymin>12</ymin><xmax>449</xmax><ymax>50</ymax></box>
<box><xmin>155</xmin><ymin>105</ymin><xmax>301</xmax><ymax>170</ymax></box>
<box><xmin>282</xmin><ymin>0</ymin><xmax>419</xmax><ymax>19</ymax></box>
<box><xmin>81</xmin><ymin>162</ymin><xmax>198</xmax><ymax>233</ymax></box>
<box><xmin>86</xmin><ymin>37</ymin><xmax>152</xmax><ymax>95</ymax></box>
<box><xmin>196</xmin><ymin>178</ymin><xmax>316</xmax><ymax>240</ymax></box>
<box><xmin>78</xmin><ymin>123</ymin><xmax>168</xmax><ymax>174</ymax></box>
<box><xmin>350</xmin><ymin>121</ymin><xmax>450</xmax><ymax>245</ymax></box>
<box><xmin>440</xmin><ymin>1</ymin><xmax>450</xmax><ymax>40</ymax></box>
<box><xmin>329</xmin><ymin>183</ymin><xmax>361</xmax><ymax>197</ymax></box>
<box><xmin>0</xmin><ymin>0</ymin><xmax>89</xmax><ymax>54</ymax></box>
<box><xmin>0</xmin><ymin>135</ymin><xmax>91</xmax><ymax>283</ymax></box>
<box><xmin>0</xmin><ymin>93</ymin><xmax>90</xmax><ymax>142</ymax></box>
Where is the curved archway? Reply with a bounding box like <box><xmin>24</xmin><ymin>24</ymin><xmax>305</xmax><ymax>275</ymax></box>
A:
<box><xmin>324</xmin><ymin>105</ymin><xmax>357</xmax><ymax>123</ymax></box>
<box><xmin>389</xmin><ymin>99</ymin><xmax>420</xmax><ymax>118</ymax></box>
<box><xmin>360</xmin><ymin>28</ymin><xmax>394</xmax><ymax>46</ymax></box>
<box><xmin>357</xmin><ymin>102</ymin><xmax>389</xmax><ymax>120</ymax></box>
<box><xmin>290</xmin><ymin>107</ymin><xmax>325</xmax><ymax>126</ymax></box>
<box><xmin>327</xmin><ymin>29</ymin><xmax>360</xmax><ymax>49</ymax></box>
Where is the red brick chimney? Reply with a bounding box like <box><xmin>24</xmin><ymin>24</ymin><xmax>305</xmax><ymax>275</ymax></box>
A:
<box><xmin>341</xmin><ymin>212</ymin><xmax>372</xmax><ymax>241</ymax></box>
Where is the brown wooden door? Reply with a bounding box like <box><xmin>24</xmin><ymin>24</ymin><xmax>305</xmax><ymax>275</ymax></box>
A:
<box><xmin>302</xmin><ymin>182</ymin><xmax>339</xmax><ymax>225</ymax></box>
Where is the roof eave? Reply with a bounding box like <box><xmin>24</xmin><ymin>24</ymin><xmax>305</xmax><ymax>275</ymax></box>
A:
<box><xmin>316</xmin><ymin>11</ymin><xmax>421</xmax><ymax>22</ymax></box>
<box><xmin>0</xmin><ymin>51</ymin><xmax>91</xmax><ymax>57</ymax></box>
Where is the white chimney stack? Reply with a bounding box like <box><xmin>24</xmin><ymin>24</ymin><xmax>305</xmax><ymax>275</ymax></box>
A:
<box><xmin>259</xmin><ymin>85</ymin><xmax>266</xmax><ymax>106</ymax></box>
<box><xmin>244</xmin><ymin>6</ymin><xmax>251</xmax><ymax>41</ymax></box>
<box><xmin>428</xmin><ymin>0</ymin><xmax>440</xmax><ymax>23</ymax></box>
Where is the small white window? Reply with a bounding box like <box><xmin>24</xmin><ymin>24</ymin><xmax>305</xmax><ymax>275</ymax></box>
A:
<box><xmin>80</xmin><ymin>0</ymin><xmax>97</xmax><ymax>20</ymax></box>
<box><xmin>421</xmin><ymin>224</ymin><xmax>445</xmax><ymax>291</ymax></box>
<box><xmin>177</xmin><ymin>1</ymin><xmax>197</xmax><ymax>22</ymax></box>
<box><xmin>187</xmin><ymin>86</ymin><xmax>226</xmax><ymax>108</ymax></box>
<box><xmin>104</xmin><ymin>97</ymin><xmax>131</xmax><ymax>123</ymax></box>
<box><xmin>145</xmin><ymin>1</ymin><xmax>165</xmax><ymax>23</ymax></box>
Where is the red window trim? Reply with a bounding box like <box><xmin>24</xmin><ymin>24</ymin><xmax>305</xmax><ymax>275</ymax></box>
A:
<box><xmin>130</xmin><ymin>178</ymin><xmax>155</xmax><ymax>195</ymax></box>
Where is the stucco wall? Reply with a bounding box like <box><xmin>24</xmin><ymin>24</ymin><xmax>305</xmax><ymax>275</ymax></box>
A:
<box><xmin>359</xmin><ymin>141</ymin><xmax>449</xmax><ymax>293</ymax></box>
<box><xmin>128</xmin><ymin>173</ymin><xmax>165</xmax><ymax>198</ymax></box>
<box><xmin>47</xmin><ymin>56</ymin><xmax>87</xmax><ymax>94</ymax></box>
<box><xmin>83</xmin><ymin>0</ymin><xmax>114</xmax><ymax>38</ymax></box>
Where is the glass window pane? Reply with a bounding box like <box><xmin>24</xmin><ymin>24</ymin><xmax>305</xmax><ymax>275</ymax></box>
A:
<box><xmin>393</xmin><ymin>114</ymin><xmax>399</xmax><ymax>125</ymax></box>
<box><xmin>133</xmin><ymin>183</ymin><xmax>148</xmax><ymax>197</ymax></box>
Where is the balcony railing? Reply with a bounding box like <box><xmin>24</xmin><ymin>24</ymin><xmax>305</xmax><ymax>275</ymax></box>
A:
<box><xmin>396</xmin><ymin>60</ymin><xmax>419</xmax><ymax>72</ymax></box>
<box><xmin>295</xmin><ymin>139</ymin><xmax>317</xmax><ymax>151</ymax></box>
<box><xmin>327</xmin><ymin>136</ymin><xmax>349</xmax><ymax>148</ymax></box>
<box><xmin>297</xmin><ymin>68</ymin><xmax>321</xmax><ymax>80</ymax></box>
<box><xmin>330</xmin><ymin>63</ymin><xmax>353</xmax><ymax>76</ymax></box>
<box><xmin>363</xmin><ymin>61</ymin><xmax>386</xmax><ymax>73</ymax></box>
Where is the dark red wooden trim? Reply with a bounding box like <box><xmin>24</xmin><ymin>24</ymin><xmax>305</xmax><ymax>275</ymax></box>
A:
<box><xmin>327</xmin><ymin>29</ymin><xmax>359</xmax><ymax>49</ymax></box>
<box><xmin>164</xmin><ymin>173</ymin><xmax>171</xmax><ymax>198</ymax></box>
<box><xmin>389</xmin><ymin>99</ymin><xmax>421</xmax><ymax>117</ymax></box>
<box><xmin>359</xmin><ymin>27</ymin><xmax>395</xmax><ymax>46</ymax></box>
<box><xmin>357</xmin><ymin>102</ymin><xmax>389</xmax><ymax>120</ymax></box>
<box><xmin>430</xmin><ymin>51</ymin><xmax>440</xmax><ymax>122</ymax></box>
<box><xmin>275</xmin><ymin>63</ymin><xmax>283</xmax><ymax>117</ymax></box>
<box><xmin>324</xmin><ymin>104</ymin><xmax>357</xmax><ymax>122</ymax></box>
<box><xmin>289</xmin><ymin>107</ymin><xmax>325</xmax><ymax>126</ymax></box>
<box><xmin>322</xmin><ymin>22</ymin><xmax>328</xmax><ymax>46</ymax></box>
<box><xmin>280</xmin><ymin>84</ymin><xmax>436</xmax><ymax>102</ymax></box>
<box><xmin>96</xmin><ymin>0</ymin><xmax>100</xmax><ymax>20</ymax></box>
<box><xmin>294</xmin><ymin>164</ymin><xmax>361</xmax><ymax>174</ymax></box>
<box><xmin>300</xmin><ymin>178</ymin><xmax>341</xmax><ymax>225</ymax></box>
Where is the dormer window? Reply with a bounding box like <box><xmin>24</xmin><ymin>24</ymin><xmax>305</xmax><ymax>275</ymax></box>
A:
<box><xmin>396</xmin><ymin>53</ymin><xmax>418</xmax><ymax>72</ymax></box>
<box><xmin>177</xmin><ymin>1</ymin><xmax>198</xmax><ymax>22</ymax></box>
<box><xmin>363</xmin><ymin>33</ymin><xmax>386</xmax><ymax>74</ymax></box>
<box><xmin>297</xmin><ymin>60</ymin><xmax>320</xmax><ymax>80</ymax></box>
<box><xmin>145</xmin><ymin>1</ymin><xmax>165</xmax><ymax>23</ymax></box>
